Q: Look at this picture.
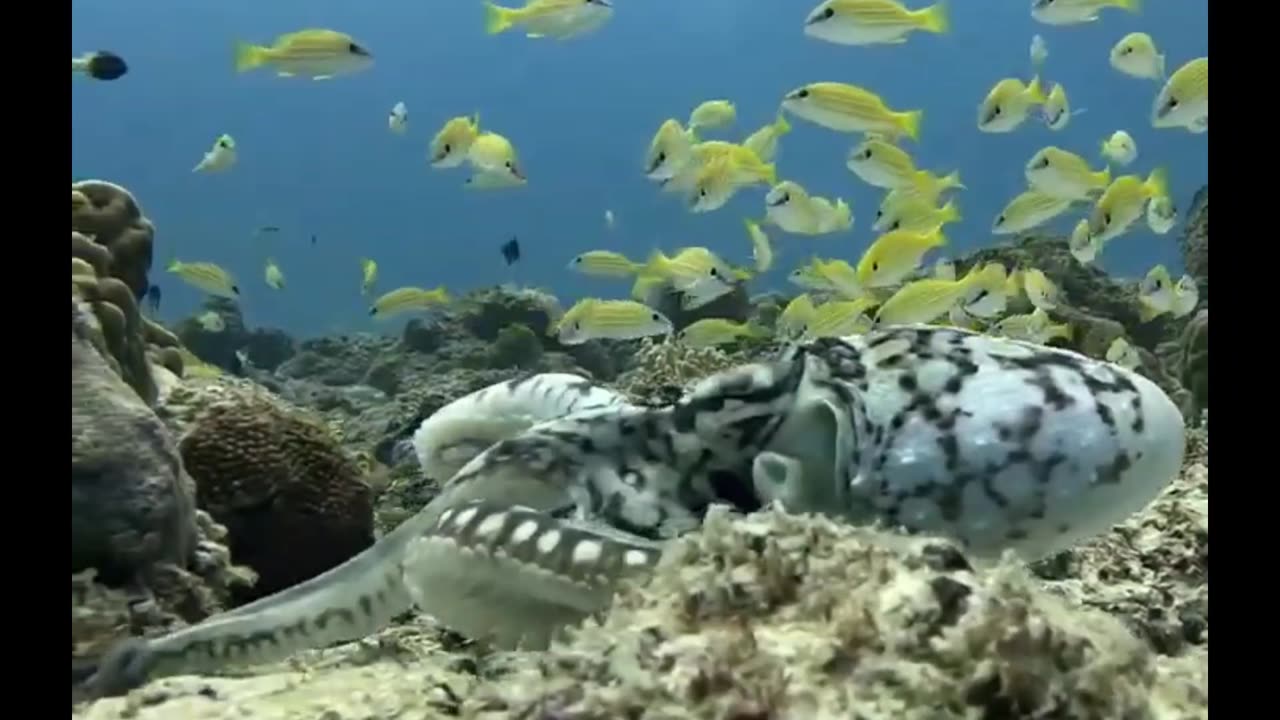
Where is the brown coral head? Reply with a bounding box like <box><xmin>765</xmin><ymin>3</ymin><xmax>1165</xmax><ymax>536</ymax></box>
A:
<box><xmin>97</xmin><ymin>277</ymin><xmax>141</xmax><ymax>329</ymax></box>
<box><xmin>71</xmin><ymin>180</ymin><xmax>143</xmax><ymax>237</ymax></box>
<box><xmin>72</xmin><ymin>231</ymin><xmax>113</xmax><ymax>277</ymax></box>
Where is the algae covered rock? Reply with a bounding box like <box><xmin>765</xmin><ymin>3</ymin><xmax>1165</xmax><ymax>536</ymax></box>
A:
<box><xmin>487</xmin><ymin>323</ymin><xmax>543</xmax><ymax>369</ymax></box>
<box><xmin>457</xmin><ymin>285</ymin><xmax>562</xmax><ymax>340</ymax></box>
<box><xmin>1181</xmin><ymin>186</ymin><xmax>1208</xmax><ymax>302</ymax></box>
<box><xmin>72</xmin><ymin>297</ymin><xmax>195</xmax><ymax>582</ymax></box>
<box><xmin>473</xmin><ymin>507</ymin><xmax>1207</xmax><ymax>719</ymax></box>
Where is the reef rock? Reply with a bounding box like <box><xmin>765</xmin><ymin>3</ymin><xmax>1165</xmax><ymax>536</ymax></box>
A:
<box><xmin>71</xmin><ymin>180</ymin><xmax>155</xmax><ymax>299</ymax></box>
<box><xmin>72</xmin><ymin>297</ymin><xmax>195</xmax><ymax>583</ymax></box>
<box><xmin>71</xmin><ymin>508</ymin><xmax>1208</xmax><ymax>720</ymax></box>
<box><xmin>1181</xmin><ymin>186</ymin><xmax>1208</xmax><ymax>303</ymax></box>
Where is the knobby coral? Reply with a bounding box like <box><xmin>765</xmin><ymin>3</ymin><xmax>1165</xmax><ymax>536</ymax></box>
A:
<box><xmin>178</xmin><ymin>393</ymin><xmax>376</xmax><ymax>601</ymax></box>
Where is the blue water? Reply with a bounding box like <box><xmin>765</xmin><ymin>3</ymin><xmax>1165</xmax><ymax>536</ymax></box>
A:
<box><xmin>72</xmin><ymin>0</ymin><xmax>1208</xmax><ymax>338</ymax></box>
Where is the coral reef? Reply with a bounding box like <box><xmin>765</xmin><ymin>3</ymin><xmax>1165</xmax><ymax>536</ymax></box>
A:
<box><xmin>71</xmin><ymin>180</ymin><xmax>155</xmax><ymax>299</ymax></box>
<box><xmin>1034</xmin><ymin>421</ymin><xmax>1208</xmax><ymax>659</ymax></box>
<box><xmin>1181</xmin><ymin>186</ymin><xmax>1208</xmax><ymax>303</ymax></box>
<box><xmin>72</xmin><ymin>298</ymin><xmax>194</xmax><ymax>583</ymax></box>
<box><xmin>614</xmin><ymin>338</ymin><xmax>744</xmax><ymax>405</ymax></box>
<box><xmin>73</xmin><ymin>232</ymin><xmax>184</xmax><ymax>403</ymax></box>
<box><xmin>71</xmin><ymin>508</ymin><xmax>1208</xmax><ymax>720</ymax></box>
<box><xmin>487</xmin><ymin>323</ymin><xmax>543</xmax><ymax>369</ymax></box>
<box><xmin>457</xmin><ymin>285</ymin><xmax>562</xmax><ymax>340</ymax></box>
<box><xmin>959</xmin><ymin>234</ymin><xmax>1177</xmax><ymax>351</ymax></box>
<box><xmin>177</xmin><ymin>298</ymin><xmax>297</xmax><ymax>373</ymax></box>
<box><xmin>177</xmin><ymin>389</ymin><xmax>376</xmax><ymax>601</ymax></box>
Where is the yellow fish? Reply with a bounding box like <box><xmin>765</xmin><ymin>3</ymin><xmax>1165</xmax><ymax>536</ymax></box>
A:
<box><xmin>484</xmin><ymin>0</ymin><xmax>614</xmax><ymax>40</ymax></box>
<box><xmin>777</xmin><ymin>294</ymin><xmax>817</xmax><ymax>339</ymax></box>
<box><xmin>993</xmin><ymin>189</ymin><xmax>1075</xmax><ymax>235</ymax></box>
<box><xmin>233</xmin><ymin>29</ymin><xmax>372</xmax><ymax>79</ymax></box>
<box><xmin>193</xmin><ymin>134</ymin><xmax>236</xmax><ymax>173</ymax></box>
<box><xmin>856</xmin><ymin>227</ymin><xmax>947</xmax><ymax>287</ymax></box>
<box><xmin>814</xmin><ymin>258</ymin><xmax>868</xmax><ymax>299</ymax></box>
<box><xmin>1152</xmin><ymin>57</ymin><xmax>1207</xmax><ymax>133</ymax></box>
<box><xmin>369</xmin><ymin>286</ymin><xmax>451</xmax><ymax>319</ymax></box>
<box><xmin>744</xmin><ymin>219</ymin><xmax>775</xmax><ymax>273</ymax></box>
<box><xmin>876</xmin><ymin>196</ymin><xmax>961</xmax><ymax>233</ymax></box>
<box><xmin>643</xmin><ymin>247</ymin><xmax>736</xmax><ymax>294</ymax></box>
<box><xmin>1031</xmin><ymin>0</ymin><xmax>1140</xmax><ymax>26</ymax></box>
<box><xmin>568</xmin><ymin>250</ymin><xmax>643</xmax><ymax>278</ymax></box>
<box><xmin>1110</xmin><ymin>32</ymin><xmax>1165</xmax><ymax>80</ymax></box>
<box><xmin>845</xmin><ymin>137</ymin><xmax>919</xmax><ymax>189</ymax></box>
<box><xmin>1088</xmin><ymin>168</ymin><xmax>1169</xmax><ymax>243</ymax></box>
<box><xmin>645</xmin><ymin>118</ymin><xmax>697</xmax><ymax>180</ymax></box>
<box><xmin>676</xmin><ymin>318</ymin><xmax>767</xmax><ymax>348</ymax></box>
<box><xmin>264</xmin><ymin>258</ymin><xmax>286</xmax><ymax>290</ymax></box>
<box><xmin>555</xmin><ymin>299</ymin><xmax>672</xmax><ymax>344</ymax></box>
<box><xmin>360</xmin><ymin>258</ymin><xmax>378</xmax><ymax>296</ymax></box>
<box><xmin>875</xmin><ymin>263</ymin><xmax>1006</xmax><ymax>326</ymax></box>
<box><xmin>803</xmin><ymin>0</ymin><xmax>950</xmax><ymax>46</ymax></box>
<box><xmin>1106</xmin><ymin>337</ymin><xmax>1142</xmax><ymax>371</ymax></box>
<box><xmin>1025</xmin><ymin>146</ymin><xmax>1111</xmax><ymax>200</ymax></box>
<box><xmin>1022</xmin><ymin>269</ymin><xmax>1061</xmax><ymax>311</ymax></box>
<box><xmin>430</xmin><ymin>114</ymin><xmax>481</xmax><ymax>168</ymax></box>
<box><xmin>1100</xmin><ymin>130</ymin><xmax>1138</xmax><ymax>166</ymax></box>
<box><xmin>468</xmin><ymin>131</ymin><xmax>525</xmax><ymax>179</ymax></box>
<box><xmin>978</xmin><ymin>76</ymin><xmax>1047</xmax><ymax>132</ymax></box>
<box><xmin>781</xmin><ymin>82</ymin><xmax>923</xmax><ymax>140</ymax></box>
<box><xmin>689</xmin><ymin>100</ymin><xmax>736</xmax><ymax>131</ymax></box>
<box><xmin>804</xmin><ymin>298</ymin><xmax>879</xmax><ymax>338</ymax></box>
<box><xmin>741</xmin><ymin>113</ymin><xmax>792</xmax><ymax>163</ymax></box>
<box><xmin>196</xmin><ymin>310</ymin><xmax>226</xmax><ymax>333</ymax></box>
<box><xmin>1068</xmin><ymin>219</ymin><xmax>1101</xmax><ymax>264</ymax></box>
<box><xmin>167</xmin><ymin>260</ymin><xmax>240</xmax><ymax>298</ymax></box>
<box><xmin>690</xmin><ymin>154</ymin><xmax>776</xmax><ymax>213</ymax></box>
<box><xmin>1040</xmin><ymin>82</ymin><xmax>1074</xmax><ymax>131</ymax></box>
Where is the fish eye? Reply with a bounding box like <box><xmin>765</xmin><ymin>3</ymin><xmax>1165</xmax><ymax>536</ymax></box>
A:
<box><xmin>872</xmin><ymin>262</ymin><xmax>879</xmax><ymax>272</ymax></box>
<box><xmin>651</xmin><ymin>313</ymin><xmax>661</xmax><ymax>321</ymax></box>
<box><xmin>1168</xmin><ymin>98</ymin><xmax>1179</xmax><ymax>109</ymax></box>
<box><xmin>348</xmin><ymin>43</ymin><xmax>363</xmax><ymax>54</ymax></box>
<box><xmin>890</xmin><ymin>221</ymin><xmax>900</xmax><ymax>230</ymax></box>
<box><xmin>442</xmin><ymin>143</ymin><xmax>451</xmax><ymax>153</ymax></box>
<box><xmin>996</xmin><ymin>214</ymin><xmax>1005</xmax><ymax>225</ymax></box>
<box><xmin>821</xmin><ymin>7</ymin><xmax>835</xmax><ymax>19</ymax></box>
<box><xmin>796</xmin><ymin>88</ymin><xmax>810</xmax><ymax>99</ymax></box>
<box><xmin>709</xmin><ymin>268</ymin><xmax>720</xmax><ymax>277</ymax></box>
<box><xmin>1104</xmin><ymin>213</ymin><xmax>1112</xmax><ymax>225</ymax></box>
<box><xmin>1036</xmin><ymin>156</ymin><xmax>1050</xmax><ymax>168</ymax></box>
<box><xmin>656</xmin><ymin>152</ymin><xmax>666</xmax><ymax>163</ymax></box>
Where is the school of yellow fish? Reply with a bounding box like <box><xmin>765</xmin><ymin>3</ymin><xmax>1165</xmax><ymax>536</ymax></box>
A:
<box><xmin>158</xmin><ymin>0</ymin><xmax>1205</xmax><ymax>361</ymax></box>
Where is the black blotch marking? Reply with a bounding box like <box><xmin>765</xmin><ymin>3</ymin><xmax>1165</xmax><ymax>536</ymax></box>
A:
<box><xmin>944</xmin><ymin>375</ymin><xmax>965</xmax><ymax>395</ymax></box>
<box><xmin>1095</xmin><ymin>452</ymin><xmax>1132</xmax><ymax>485</ymax></box>
<box><xmin>899</xmin><ymin>373</ymin><xmax>918</xmax><ymax>393</ymax></box>
<box><xmin>938</xmin><ymin>434</ymin><xmax>960</xmax><ymax>471</ymax></box>
<box><xmin>709</xmin><ymin>470</ymin><xmax>762</xmax><ymax>512</ymax></box>
<box><xmin>929</xmin><ymin>576</ymin><xmax>972</xmax><ymax>629</ymax></box>
<box><xmin>921</xmin><ymin>543</ymin><xmax>972</xmax><ymax>572</ymax></box>
<box><xmin>359</xmin><ymin>595</ymin><xmax>374</xmax><ymax>618</ymax></box>
<box><xmin>1016</xmin><ymin>406</ymin><xmax>1044</xmax><ymax>442</ymax></box>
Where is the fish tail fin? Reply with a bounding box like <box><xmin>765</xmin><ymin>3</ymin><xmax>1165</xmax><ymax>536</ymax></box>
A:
<box><xmin>72</xmin><ymin>56</ymin><xmax>89</xmax><ymax>73</ymax></box>
<box><xmin>899</xmin><ymin>109</ymin><xmax>924</xmax><ymax>141</ymax></box>
<box><xmin>484</xmin><ymin>3</ymin><xmax>515</xmax><ymax>34</ymax></box>
<box><xmin>642</xmin><ymin>250</ymin><xmax>670</xmax><ymax>277</ymax></box>
<box><xmin>165</xmin><ymin>259</ymin><xmax>180</xmax><ymax>272</ymax></box>
<box><xmin>942</xmin><ymin>169</ymin><xmax>965</xmax><ymax>190</ymax></box>
<box><xmin>774</xmin><ymin>112</ymin><xmax>792</xmax><ymax>135</ymax></box>
<box><xmin>1025</xmin><ymin>75</ymin><xmax>1048</xmax><ymax>104</ymax></box>
<box><xmin>233</xmin><ymin>41</ymin><xmax>267</xmax><ymax>72</ymax></box>
<box><xmin>941</xmin><ymin>199</ymin><xmax>962</xmax><ymax>224</ymax></box>
<box><xmin>1145</xmin><ymin>166</ymin><xmax>1170</xmax><ymax>200</ymax></box>
<box><xmin>761</xmin><ymin>163</ymin><xmax>778</xmax><ymax>186</ymax></box>
<box><xmin>920</xmin><ymin>2</ymin><xmax>950</xmax><ymax>33</ymax></box>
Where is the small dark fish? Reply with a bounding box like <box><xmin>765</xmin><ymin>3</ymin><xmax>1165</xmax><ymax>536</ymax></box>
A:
<box><xmin>258</xmin><ymin>225</ymin><xmax>281</xmax><ymax>234</ymax></box>
<box><xmin>76</xmin><ymin>51</ymin><xmax>128</xmax><ymax>81</ymax></box>
<box><xmin>311</xmin><ymin>234</ymin><xmax>318</xmax><ymax>246</ymax></box>
<box><xmin>500</xmin><ymin>236</ymin><xmax>520</xmax><ymax>265</ymax></box>
<box><xmin>145</xmin><ymin>285</ymin><xmax>162</xmax><ymax>314</ymax></box>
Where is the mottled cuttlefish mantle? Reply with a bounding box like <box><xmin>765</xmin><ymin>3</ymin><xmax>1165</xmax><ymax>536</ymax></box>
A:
<box><xmin>802</xmin><ymin>326</ymin><xmax>1186</xmax><ymax>560</ymax></box>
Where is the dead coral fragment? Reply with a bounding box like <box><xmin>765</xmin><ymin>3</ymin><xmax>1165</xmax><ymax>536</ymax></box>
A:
<box><xmin>470</xmin><ymin>507</ymin><xmax>1206</xmax><ymax>720</ymax></box>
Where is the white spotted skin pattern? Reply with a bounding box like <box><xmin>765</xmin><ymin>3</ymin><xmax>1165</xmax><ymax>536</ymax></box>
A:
<box><xmin>412</xmin><ymin>372</ymin><xmax>631</xmax><ymax>481</ymax></box>
<box><xmin>824</xmin><ymin>326</ymin><xmax>1185</xmax><ymax>560</ymax></box>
